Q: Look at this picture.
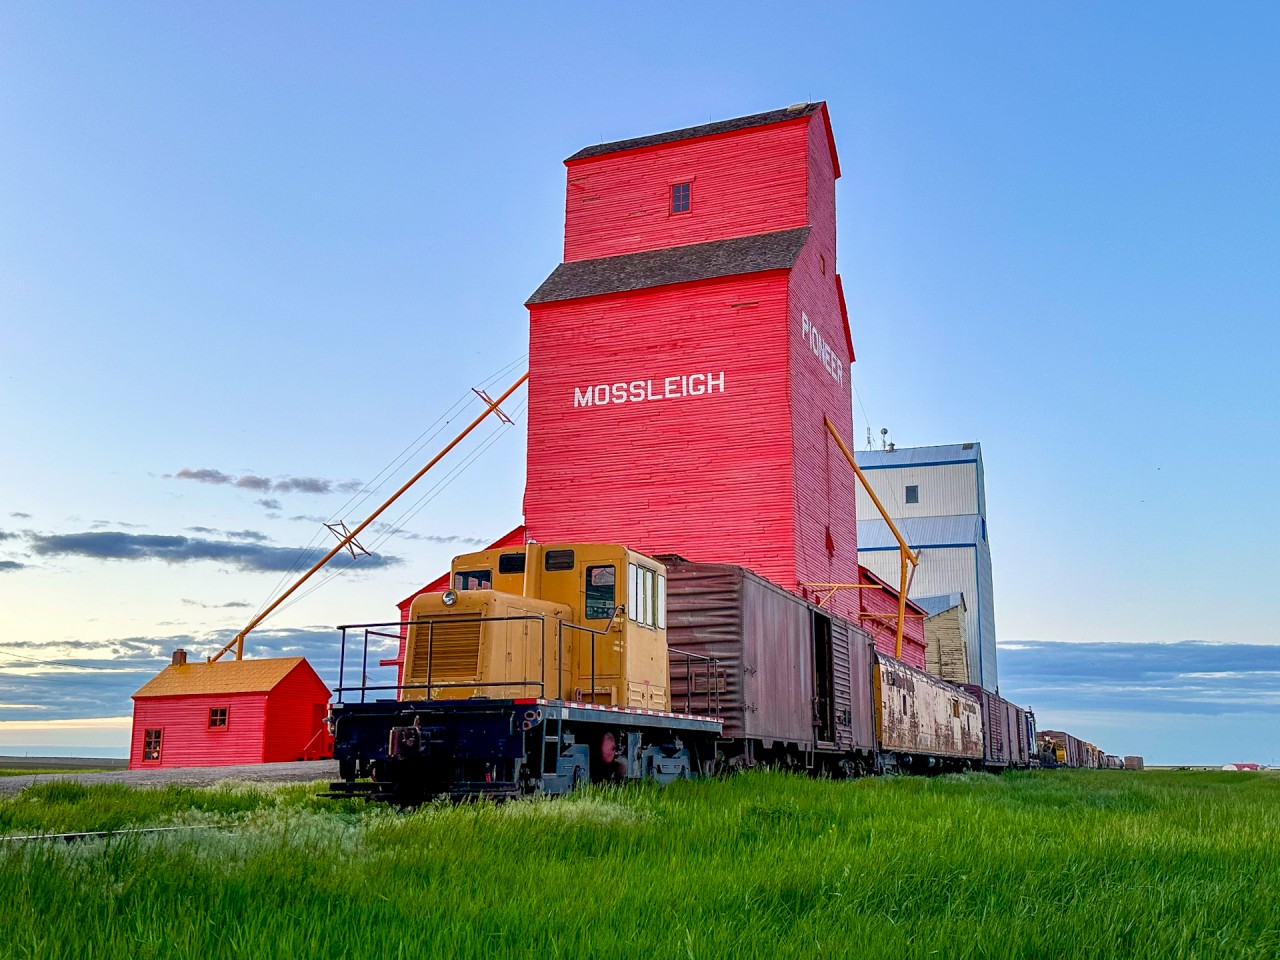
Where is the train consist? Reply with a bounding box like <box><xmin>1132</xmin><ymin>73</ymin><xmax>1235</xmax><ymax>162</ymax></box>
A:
<box><xmin>327</xmin><ymin>543</ymin><xmax>1128</xmax><ymax>803</ymax></box>
<box><xmin>1037</xmin><ymin>730</ymin><xmax>1133</xmax><ymax>770</ymax></box>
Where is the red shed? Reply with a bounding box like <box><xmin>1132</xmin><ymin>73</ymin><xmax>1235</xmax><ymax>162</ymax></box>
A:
<box><xmin>522</xmin><ymin>103</ymin><xmax>859</xmax><ymax>621</ymax></box>
<box><xmin>129</xmin><ymin>654</ymin><xmax>331</xmax><ymax>769</ymax></box>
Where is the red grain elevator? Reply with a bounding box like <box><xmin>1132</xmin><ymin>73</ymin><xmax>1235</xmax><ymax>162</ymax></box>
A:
<box><xmin>523</xmin><ymin>102</ymin><xmax>859</xmax><ymax>621</ymax></box>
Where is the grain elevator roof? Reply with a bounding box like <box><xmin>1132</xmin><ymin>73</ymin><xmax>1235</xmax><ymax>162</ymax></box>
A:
<box><xmin>527</xmin><ymin>227</ymin><xmax>809</xmax><ymax>305</ymax></box>
<box><xmin>566</xmin><ymin>103</ymin><xmax>824</xmax><ymax>162</ymax></box>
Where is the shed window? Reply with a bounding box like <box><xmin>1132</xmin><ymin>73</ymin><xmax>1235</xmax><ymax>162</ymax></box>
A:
<box><xmin>585</xmin><ymin>565</ymin><xmax>617</xmax><ymax>620</ymax></box>
<box><xmin>904</xmin><ymin>485</ymin><xmax>919</xmax><ymax>505</ymax></box>
<box><xmin>143</xmin><ymin>728</ymin><xmax>162</xmax><ymax>762</ymax></box>
<box><xmin>454</xmin><ymin>569</ymin><xmax>492</xmax><ymax>590</ymax></box>
<box><xmin>670</xmin><ymin>182</ymin><xmax>690</xmax><ymax>213</ymax></box>
<box><xmin>209</xmin><ymin>707</ymin><xmax>228</xmax><ymax>729</ymax></box>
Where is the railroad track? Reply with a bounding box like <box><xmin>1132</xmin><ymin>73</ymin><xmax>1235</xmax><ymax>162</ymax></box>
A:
<box><xmin>0</xmin><ymin>824</ymin><xmax>232</xmax><ymax>844</ymax></box>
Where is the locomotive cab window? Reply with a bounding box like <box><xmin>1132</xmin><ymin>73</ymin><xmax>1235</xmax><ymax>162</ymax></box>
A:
<box><xmin>208</xmin><ymin>707</ymin><xmax>229</xmax><ymax>729</ymax></box>
<box><xmin>143</xmin><ymin>728</ymin><xmax>162</xmax><ymax>762</ymax></box>
<box><xmin>544</xmin><ymin>549</ymin><xmax>575</xmax><ymax>572</ymax></box>
<box><xmin>454</xmin><ymin>569</ymin><xmax>492</xmax><ymax>590</ymax></box>
<box><xmin>498</xmin><ymin>553</ymin><xmax>526</xmax><ymax>575</ymax></box>
<box><xmin>584</xmin><ymin>565</ymin><xmax>616</xmax><ymax>620</ymax></box>
<box><xmin>627</xmin><ymin>563</ymin><xmax>664</xmax><ymax>628</ymax></box>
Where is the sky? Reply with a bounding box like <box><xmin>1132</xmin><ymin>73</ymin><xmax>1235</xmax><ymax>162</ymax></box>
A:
<box><xmin>1</xmin><ymin>3</ymin><xmax>1277</xmax><ymax>764</ymax></box>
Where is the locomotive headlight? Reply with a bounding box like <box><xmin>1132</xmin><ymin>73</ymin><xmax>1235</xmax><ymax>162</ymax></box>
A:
<box><xmin>442</xmin><ymin>589</ymin><xmax>458</xmax><ymax>606</ymax></box>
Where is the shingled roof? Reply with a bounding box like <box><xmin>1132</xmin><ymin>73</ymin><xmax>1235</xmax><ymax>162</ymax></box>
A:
<box><xmin>132</xmin><ymin>657</ymin><xmax>324</xmax><ymax>698</ymax></box>
<box><xmin>526</xmin><ymin>227</ymin><xmax>810</xmax><ymax>305</ymax></box>
<box><xmin>566</xmin><ymin>103</ymin><xmax>824</xmax><ymax>162</ymax></box>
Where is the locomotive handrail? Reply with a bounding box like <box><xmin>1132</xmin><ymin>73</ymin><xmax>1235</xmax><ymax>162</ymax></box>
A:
<box><xmin>667</xmin><ymin>646</ymin><xmax>724</xmax><ymax>717</ymax></box>
<box><xmin>336</xmin><ymin>615</ymin><xmax>549</xmax><ymax>705</ymax></box>
<box><xmin>556</xmin><ymin>605</ymin><xmax>624</xmax><ymax>706</ymax></box>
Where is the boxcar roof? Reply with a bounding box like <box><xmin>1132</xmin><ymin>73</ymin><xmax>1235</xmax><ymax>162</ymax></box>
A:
<box><xmin>527</xmin><ymin>227</ymin><xmax>809</xmax><ymax>305</ymax></box>
<box><xmin>133</xmin><ymin>656</ymin><xmax>319</xmax><ymax>698</ymax></box>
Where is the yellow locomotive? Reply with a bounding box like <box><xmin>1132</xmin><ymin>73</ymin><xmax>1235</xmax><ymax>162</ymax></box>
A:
<box><xmin>330</xmin><ymin>543</ymin><xmax>720</xmax><ymax>801</ymax></box>
<box><xmin>403</xmin><ymin>543</ymin><xmax>671</xmax><ymax>708</ymax></box>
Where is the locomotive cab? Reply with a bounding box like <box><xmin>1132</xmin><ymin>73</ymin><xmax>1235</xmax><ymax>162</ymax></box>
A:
<box><xmin>402</xmin><ymin>542</ymin><xmax>670</xmax><ymax>710</ymax></box>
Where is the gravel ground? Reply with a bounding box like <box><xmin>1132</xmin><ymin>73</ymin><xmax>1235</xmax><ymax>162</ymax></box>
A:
<box><xmin>0</xmin><ymin>759</ymin><xmax>339</xmax><ymax>796</ymax></box>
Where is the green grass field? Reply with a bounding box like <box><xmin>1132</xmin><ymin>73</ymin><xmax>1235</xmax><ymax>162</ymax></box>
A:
<box><xmin>1</xmin><ymin>770</ymin><xmax>1277</xmax><ymax>959</ymax></box>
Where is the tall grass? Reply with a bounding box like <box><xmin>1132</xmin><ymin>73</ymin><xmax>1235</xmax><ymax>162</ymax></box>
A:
<box><xmin>1</xmin><ymin>771</ymin><xmax>1278</xmax><ymax>959</ymax></box>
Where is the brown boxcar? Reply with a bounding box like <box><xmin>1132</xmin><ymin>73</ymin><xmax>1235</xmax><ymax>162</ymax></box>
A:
<box><xmin>662</xmin><ymin>557</ymin><xmax>876</xmax><ymax>773</ymax></box>
<box><xmin>876</xmin><ymin>655</ymin><xmax>983</xmax><ymax>771</ymax></box>
<box><xmin>1124</xmin><ymin>755</ymin><xmax>1145</xmax><ymax>771</ymax></box>
<box><xmin>961</xmin><ymin>685</ymin><xmax>1036</xmax><ymax>770</ymax></box>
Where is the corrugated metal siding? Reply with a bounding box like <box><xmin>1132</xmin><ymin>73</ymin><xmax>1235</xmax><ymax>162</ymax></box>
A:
<box><xmin>664</xmin><ymin>559</ymin><xmax>874</xmax><ymax>752</ymax></box>
<box><xmin>860</xmin><ymin>545</ymin><xmax>979</xmax><ymax>682</ymax></box>
<box><xmin>962</xmin><ymin>684</ymin><xmax>1014</xmax><ymax>766</ymax></box>
<box><xmin>856</xmin><ymin>444</ymin><xmax>981</xmax><ymax>469</ymax></box>
<box><xmin>129</xmin><ymin>692</ymin><xmax>267</xmax><ymax>769</ymax></box>
<box><xmin>524</xmin><ymin>272</ymin><xmax>798</xmax><ymax>587</ymax></box>
<box><xmin>836</xmin><ymin>618</ymin><xmax>875</xmax><ymax>752</ymax></box>
<box><xmin>875</xmin><ymin>655</ymin><xmax>983</xmax><ymax>761</ymax></box>
<box><xmin>858</xmin><ymin>516</ymin><xmax>983</xmax><ymax>550</ymax></box>
<box><xmin>855</xmin><ymin>462</ymin><xmax>979</xmax><ymax>520</ymax></box>
<box><xmin>562</xmin><ymin>120</ymin><xmax>811</xmax><ymax>262</ymax></box>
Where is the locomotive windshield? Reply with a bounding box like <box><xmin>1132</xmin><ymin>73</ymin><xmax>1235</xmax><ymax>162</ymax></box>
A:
<box><xmin>453</xmin><ymin>569</ymin><xmax>492</xmax><ymax>590</ymax></box>
<box><xmin>584</xmin><ymin>564</ymin><xmax>616</xmax><ymax>620</ymax></box>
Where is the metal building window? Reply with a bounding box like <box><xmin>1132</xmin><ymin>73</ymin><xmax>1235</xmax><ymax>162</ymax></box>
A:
<box><xmin>670</xmin><ymin>182</ymin><xmax>690</xmax><ymax>213</ymax></box>
<box><xmin>585</xmin><ymin>565</ymin><xmax>616</xmax><ymax>620</ymax></box>
<box><xmin>143</xmin><ymin>728</ymin><xmax>162</xmax><ymax>761</ymax></box>
<box><xmin>209</xmin><ymin>707</ymin><xmax>228</xmax><ymax>729</ymax></box>
<box><xmin>904</xmin><ymin>485</ymin><xmax>919</xmax><ymax>505</ymax></box>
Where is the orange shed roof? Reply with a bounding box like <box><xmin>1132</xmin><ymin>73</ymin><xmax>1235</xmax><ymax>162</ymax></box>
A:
<box><xmin>132</xmin><ymin>656</ymin><xmax>317</xmax><ymax>699</ymax></box>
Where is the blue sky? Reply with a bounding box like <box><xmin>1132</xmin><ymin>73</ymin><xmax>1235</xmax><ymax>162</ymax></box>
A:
<box><xmin>1</xmin><ymin>3</ymin><xmax>1276</xmax><ymax>763</ymax></box>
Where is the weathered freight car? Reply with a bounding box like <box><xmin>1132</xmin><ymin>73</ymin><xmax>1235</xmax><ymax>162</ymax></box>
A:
<box><xmin>962</xmin><ymin>684</ymin><xmax>1036</xmax><ymax>770</ymax></box>
<box><xmin>876</xmin><ymin>655</ymin><xmax>984</xmax><ymax>771</ymax></box>
<box><xmin>662</xmin><ymin>557</ymin><xmax>876</xmax><ymax>775</ymax></box>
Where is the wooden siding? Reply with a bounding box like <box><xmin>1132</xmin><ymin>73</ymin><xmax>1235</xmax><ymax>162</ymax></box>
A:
<box><xmin>787</xmin><ymin>108</ymin><xmax>857</xmax><ymax>620</ymax></box>
<box><xmin>129</xmin><ymin>691</ymin><xmax>267</xmax><ymax>769</ymax></box>
<box><xmin>524</xmin><ymin>272</ymin><xmax>799</xmax><ymax>586</ymax></box>
<box><xmin>563</xmin><ymin>120</ymin><xmax>811</xmax><ymax>262</ymax></box>
<box><xmin>263</xmin><ymin>665</ymin><xmax>332</xmax><ymax>762</ymax></box>
<box><xmin>129</xmin><ymin>661</ymin><xmax>330</xmax><ymax>769</ymax></box>
<box><xmin>923</xmin><ymin>604</ymin><xmax>970</xmax><ymax>683</ymax></box>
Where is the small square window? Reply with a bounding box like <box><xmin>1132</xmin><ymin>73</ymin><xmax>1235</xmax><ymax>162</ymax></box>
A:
<box><xmin>670</xmin><ymin>182</ymin><xmax>690</xmax><ymax>213</ymax></box>
<box><xmin>143</xmin><ymin>728</ymin><xmax>162</xmax><ymax>761</ymax></box>
<box><xmin>209</xmin><ymin>707</ymin><xmax>228</xmax><ymax>729</ymax></box>
<box><xmin>905</xmin><ymin>485</ymin><xmax>919</xmax><ymax>504</ymax></box>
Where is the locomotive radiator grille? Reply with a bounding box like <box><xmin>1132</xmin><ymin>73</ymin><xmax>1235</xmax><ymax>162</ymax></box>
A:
<box><xmin>410</xmin><ymin>619</ymin><xmax>481</xmax><ymax>683</ymax></box>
